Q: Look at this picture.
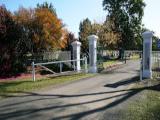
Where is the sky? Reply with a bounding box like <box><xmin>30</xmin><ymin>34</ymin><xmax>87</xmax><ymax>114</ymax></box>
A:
<box><xmin>0</xmin><ymin>0</ymin><xmax>160</xmax><ymax>38</ymax></box>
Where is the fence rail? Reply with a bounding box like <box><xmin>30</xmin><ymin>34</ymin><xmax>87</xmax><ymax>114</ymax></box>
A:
<box><xmin>32</xmin><ymin>57</ymin><xmax>88</xmax><ymax>81</ymax></box>
<box><xmin>152</xmin><ymin>51</ymin><xmax>160</xmax><ymax>79</ymax></box>
<box><xmin>124</xmin><ymin>51</ymin><xmax>142</xmax><ymax>60</ymax></box>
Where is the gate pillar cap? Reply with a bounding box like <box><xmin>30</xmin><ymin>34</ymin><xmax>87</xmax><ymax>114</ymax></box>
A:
<box><xmin>88</xmin><ymin>35</ymin><xmax>98</xmax><ymax>40</ymax></box>
<box><xmin>142</xmin><ymin>31</ymin><xmax>153</xmax><ymax>39</ymax></box>
<box><xmin>71</xmin><ymin>41</ymin><xmax>81</xmax><ymax>46</ymax></box>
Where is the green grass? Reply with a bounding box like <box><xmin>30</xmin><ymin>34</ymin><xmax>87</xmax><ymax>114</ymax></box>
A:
<box><xmin>131</xmin><ymin>55</ymin><xmax>140</xmax><ymax>60</ymax></box>
<box><xmin>0</xmin><ymin>73</ymin><xmax>95</xmax><ymax>99</ymax></box>
<box><xmin>126</xmin><ymin>54</ymin><xmax>140</xmax><ymax>60</ymax></box>
<box><xmin>103</xmin><ymin>60</ymin><xmax>121</xmax><ymax>68</ymax></box>
<box><xmin>124</xmin><ymin>81</ymin><xmax>160</xmax><ymax>120</ymax></box>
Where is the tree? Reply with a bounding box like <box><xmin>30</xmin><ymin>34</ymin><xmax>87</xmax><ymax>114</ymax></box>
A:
<box><xmin>0</xmin><ymin>6</ymin><xmax>24</xmax><ymax>76</ymax></box>
<box><xmin>152</xmin><ymin>35</ymin><xmax>159</xmax><ymax>50</ymax></box>
<box><xmin>95</xmin><ymin>20</ymin><xmax>120</xmax><ymax>49</ymax></box>
<box><xmin>14</xmin><ymin>7</ymin><xmax>35</xmax><ymax>53</ymax></box>
<box><xmin>79</xmin><ymin>18</ymin><xmax>120</xmax><ymax>52</ymax></box>
<box><xmin>0</xmin><ymin>4</ymin><xmax>66</xmax><ymax>76</ymax></box>
<box><xmin>33</xmin><ymin>8</ymin><xmax>63</xmax><ymax>52</ymax></box>
<box><xmin>79</xmin><ymin>18</ymin><xmax>92</xmax><ymax>53</ymax></box>
<box><xmin>37</xmin><ymin>2</ymin><xmax>57</xmax><ymax>16</ymax></box>
<box><xmin>103</xmin><ymin>0</ymin><xmax>146</xmax><ymax>50</ymax></box>
<box><xmin>14</xmin><ymin>6</ymin><xmax>64</xmax><ymax>52</ymax></box>
<box><xmin>63</xmin><ymin>30</ymin><xmax>76</xmax><ymax>50</ymax></box>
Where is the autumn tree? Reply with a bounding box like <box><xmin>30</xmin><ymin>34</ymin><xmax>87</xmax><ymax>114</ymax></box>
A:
<box><xmin>33</xmin><ymin>7</ymin><xmax>63</xmax><ymax>52</ymax></box>
<box><xmin>57</xmin><ymin>29</ymin><xmax>75</xmax><ymax>50</ymax></box>
<box><xmin>98</xmin><ymin>19</ymin><xmax>120</xmax><ymax>49</ymax></box>
<box><xmin>14</xmin><ymin>5</ymin><xmax>64</xmax><ymax>52</ymax></box>
<box><xmin>0</xmin><ymin>3</ymin><xmax>66</xmax><ymax>76</ymax></box>
<box><xmin>79</xmin><ymin>18</ymin><xmax>119</xmax><ymax>52</ymax></box>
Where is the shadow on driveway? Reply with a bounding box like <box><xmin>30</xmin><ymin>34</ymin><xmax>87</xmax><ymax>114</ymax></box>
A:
<box><xmin>0</xmin><ymin>78</ymin><xmax>159</xmax><ymax>120</ymax></box>
<box><xmin>104</xmin><ymin>76</ymin><xmax>139</xmax><ymax>88</ymax></box>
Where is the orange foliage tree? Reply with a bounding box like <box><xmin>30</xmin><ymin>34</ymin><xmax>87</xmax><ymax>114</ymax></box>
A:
<box><xmin>33</xmin><ymin>8</ymin><xmax>63</xmax><ymax>51</ymax></box>
<box><xmin>14</xmin><ymin>6</ymin><xmax>64</xmax><ymax>53</ymax></box>
<box><xmin>59</xmin><ymin>29</ymin><xmax>76</xmax><ymax>50</ymax></box>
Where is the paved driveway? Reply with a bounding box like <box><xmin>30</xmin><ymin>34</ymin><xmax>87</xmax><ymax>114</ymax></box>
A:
<box><xmin>0</xmin><ymin>60</ymin><xmax>140</xmax><ymax>120</ymax></box>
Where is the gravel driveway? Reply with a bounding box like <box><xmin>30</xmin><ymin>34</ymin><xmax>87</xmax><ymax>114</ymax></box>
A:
<box><xmin>0</xmin><ymin>60</ymin><xmax>140</xmax><ymax>120</ymax></box>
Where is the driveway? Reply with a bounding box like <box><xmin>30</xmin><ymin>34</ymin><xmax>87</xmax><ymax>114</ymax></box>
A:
<box><xmin>0</xmin><ymin>60</ymin><xmax>140</xmax><ymax>120</ymax></box>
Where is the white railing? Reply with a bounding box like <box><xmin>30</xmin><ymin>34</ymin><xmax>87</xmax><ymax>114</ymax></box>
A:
<box><xmin>32</xmin><ymin>57</ymin><xmax>88</xmax><ymax>81</ymax></box>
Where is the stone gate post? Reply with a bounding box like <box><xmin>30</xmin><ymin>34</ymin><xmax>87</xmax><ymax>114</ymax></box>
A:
<box><xmin>142</xmin><ymin>31</ymin><xmax>153</xmax><ymax>79</ymax></box>
<box><xmin>88</xmin><ymin>35</ymin><xmax>98</xmax><ymax>73</ymax></box>
<box><xmin>71</xmin><ymin>41</ymin><xmax>81</xmax><ymax>72</ymax></box>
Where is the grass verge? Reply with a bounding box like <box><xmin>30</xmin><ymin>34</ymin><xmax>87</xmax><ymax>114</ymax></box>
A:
<box><xmin>103</xmin><ymin>60</ymin><xmax>122</xmax><ymax>68</ymax></box>
<box><xmin>124</xmin><ymin>80</ymin><xmax>160</xmax><ymax>120</ymax></box>
<box><xmin>126</xmin><ymin>55</ymin><xmax>140</xmax><ymax>60</ymax></box>
<box><xmin>0</xmin><ymin>73</ymin><xmax>95</xmax><ymax>99</ymax></box>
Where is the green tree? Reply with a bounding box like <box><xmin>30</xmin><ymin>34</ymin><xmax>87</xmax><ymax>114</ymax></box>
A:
<box><xmin>37</xmin><ymin>2</ymin><xmax>57</xmax><ymax>16</ymax></box>
<box><xmin>0</xmin><ymin>6</ymin><xmax>24</xmax><ymax>76</ymax></box>
<box><xmin>14</xmin><ymin>7</ymin><xmax>35</xmax><ymax>53</ymax></box>
<box><xmin>79</xmin><ymin>18</ymin><xmax>92</xmax><ymax>53</ymax></box>
<box><xmin>152</xmin><ymin>35</ymin><xmax>159</xmax><ymax>50</ymax></box>
<box><xmin>96</xmin><ymin>20</ymin><xmax>120</xmax><ymax>49</ymax></box>
<box><xmin>79</xmin><ymin>18</ymin><xmax>120</xmax><ymax>52</ymax></box>
<box><xmin>103</xmin><ymin>0</ymin><xmax>146</xmax><ymax>50</ymax></box>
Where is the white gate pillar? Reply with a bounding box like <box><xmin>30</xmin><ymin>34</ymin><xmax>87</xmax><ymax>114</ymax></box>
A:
<box><xmin>142</xmin><ymin>31</ymin><xmax>153</xmax><ymax>79</ymax></box>
<box><xmin>71</xmin><ymin>41</ymin><xmax>81</xmax><ymax>72</ymax></box>
<box><xmin>88</xmin><ymin>35</ymin><xmax>98</xmax><ymax>73</ymax></box>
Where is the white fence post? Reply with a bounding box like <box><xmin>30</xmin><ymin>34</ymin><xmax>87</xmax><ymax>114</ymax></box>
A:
<box><xmin>140</xmin><ymin>58</ymin><xmax>143</xmax><ymax>81</ymax></box>
<box><xmin>73</xmin><ymin>61</ymin><xmax>76</xmax><ymax>71</ymax></box>
<box><xmin>32</xmin><ymin>61</ymin><xmax>36</xmax><ymax>81</ymax></box>
<box><xmin>84</xmin><ymin>57</ymin><xmax>88</xmax><ymax>73</ymax></box>
<box><xmin>60</xmin><ymin>62</ymin><xmax>62</xmax><ymax>73</ymax></box>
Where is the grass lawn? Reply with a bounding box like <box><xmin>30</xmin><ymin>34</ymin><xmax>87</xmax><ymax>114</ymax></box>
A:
<box><xmin>126</xmin><ymin>54</ymin><xmax>140</xmax><ymax>60</ymax></box>
<box><xmin>130</xmin><ymin>55</ymin><xmax>140</xmax><ymax>60</ymax></box>
<box><xmin>0</xmin><ymin>73</ymin><xmax>95</xmax><ymax>99</ymax></box>
<box><xmin>103</xmin><ymin>60</ymin><xmax>122</xmax><ymax>68</ymax></box>
<box><xmin>124</xmin><ymin>80</ymin><xmax>160</xmax><ymax>120</ymax></box>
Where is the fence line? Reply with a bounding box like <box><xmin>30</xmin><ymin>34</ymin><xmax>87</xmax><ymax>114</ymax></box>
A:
<box><xmin>32</xmin><ymin>57</ymin><xmax>88</xmax><ymax>81</ymax></box>
<box><xmin>152</xmin><ymin>51</ymin><xmax>160</xmax><ymax>78</ymax></box>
